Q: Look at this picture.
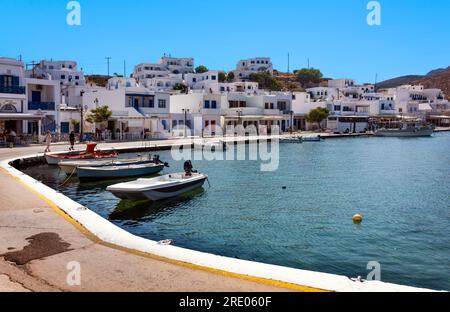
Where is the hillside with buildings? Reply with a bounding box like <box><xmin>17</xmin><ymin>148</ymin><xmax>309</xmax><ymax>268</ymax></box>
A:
<box><xmin>1</xmin><ymin>55</ymin><xmax>449</xmax><ymax>146</ymax></box>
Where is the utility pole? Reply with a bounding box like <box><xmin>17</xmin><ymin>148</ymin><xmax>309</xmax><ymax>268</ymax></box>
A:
<box><xmin>287</xmin><ymin>53</ymin><xmax>290</xmax><ymax>74</ymax></box>
<box><xmin>27</xmin><ymin>61</ymin><xmax>37</xmax><ymax>78</ymax></box>
<box><xmin>123</xmin><ymin>60</ymin><xmax>126</xmax><ymax>78</ymax></box>
<box><xmin>307</xmin><ymin>58</ymin><xmax>310</xmax><ymax>69</ymax></box>
<box><xmin>105</xmin><ymin>57</ymin><xmax>112</xmax><ymax>78</ymax></box>
<box><xmin>374</xmin><ymin>73</ymin><xmax>378</xmax><ymax>92</ymax></box>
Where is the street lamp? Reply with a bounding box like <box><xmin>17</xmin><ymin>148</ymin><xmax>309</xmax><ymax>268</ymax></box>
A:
<box><xmin>182</xmin><ymin>108</ymin><xmax>190</xmax><ymax>138</ymax></box>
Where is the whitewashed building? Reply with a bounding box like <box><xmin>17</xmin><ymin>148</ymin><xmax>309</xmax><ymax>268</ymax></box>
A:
<box><xmin>82</xmin><ymin>77</ymin><xmax>171</xmax><ymax>139</ymax></box>
<box><xmin>27</xmin><ymin>60</ymin><xmax>86</xmax><ymax>86</ymax></box>
<box><xmin>234</xmin><ymin>57</ymin><xmax>273</xmax><ymax>81</ymax></box>
<box><xmin>0</xmin><ymin>57</ymin><xmax>61</xmax><ymax>143</ymax></box>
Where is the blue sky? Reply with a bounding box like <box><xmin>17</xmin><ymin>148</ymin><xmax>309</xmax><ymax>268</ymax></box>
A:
<box><xmin>1</xmin><ymin>0</ymin><xmax>449</xmax><ymax>83</ymax></box>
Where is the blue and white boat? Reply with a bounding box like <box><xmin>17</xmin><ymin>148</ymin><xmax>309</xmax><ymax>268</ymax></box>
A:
<box><xmin>77</xmin><ymin>162</ymin><xmax>165</xmax><ymax>181</ymax></box>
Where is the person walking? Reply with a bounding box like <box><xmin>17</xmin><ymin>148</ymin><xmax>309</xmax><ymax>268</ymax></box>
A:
<box><xmin>44</xmin><ymin>130</ymin><xmax>52</xmax><ymax>153</ymax></box>
<box><xmin>69</xmin><ymin>131</ymin><xmax>75</xmax><ymax>151</ymax></box>
<box><xmin>8</xmin><ymin>129</ymin><xmax>16</xmax><ymax>148</ymax></box>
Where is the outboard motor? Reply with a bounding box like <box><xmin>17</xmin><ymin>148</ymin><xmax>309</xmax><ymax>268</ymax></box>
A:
<box><xmin>184</xmin><ymin>160</ymin><xmax>197</xmax><ymax>176</ymax></box>
<box><xmin>152</xmin><ymin>154</ymin><xmax>170</xmax><ymax>167</ymax></box>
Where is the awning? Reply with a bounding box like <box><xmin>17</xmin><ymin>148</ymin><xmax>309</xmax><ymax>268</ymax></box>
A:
<box><xmin>0</xmin><ymin>113</ymin><xmax>43</xmax><ymax>121</ymax></box>
<box><xmin>419</xmin><ymin>103</ymin><xmax>432</xmax><ymax>111</ymax></box>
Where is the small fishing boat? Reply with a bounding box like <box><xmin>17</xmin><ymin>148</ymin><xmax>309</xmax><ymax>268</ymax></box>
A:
<box><xmin>301</xmin><ymin>135</ymin><xmax>322</xmax><ymax>142</ymax></box>
<box><xmin>107</xmin><ymin>172</ymin><xmax>208</xmax><ymax>201</ymax></box>
<box><xmin>45</xmin><ymin>143</ymin><xmax>117</xmax><ymax>165</ymax></box>
<box><xmin>280</xmin><ymin>137</ymin><xmax>303</xmax><ymax>144</ymax></box>
<box><xmin>58</xmin><ymin>155</ymin><xmax>168</xmax><ymax>175</ymax></box>
<box><xmin>77</xmin><ymin>162</ymin><xmax>165</xmax><ymax>181</ymax></box>
<box><xmin>374</xmin><ymin>121</ymin><xmax>434</xmax><ymax>137</ymax></box>
<box><xmin>193</xmin><ymin>140</ymin><xmax>227</xmax><ymax>151</ymax></box>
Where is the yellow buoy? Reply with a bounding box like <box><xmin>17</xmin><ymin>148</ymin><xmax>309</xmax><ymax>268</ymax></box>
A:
<box><xmin>353</xmin><ymin>214</ymin><xmax>363</xmax><ymax>224</ymax></box>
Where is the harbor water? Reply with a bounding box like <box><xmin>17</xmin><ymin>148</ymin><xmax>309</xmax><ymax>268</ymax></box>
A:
<box><xmin>24</xmin><ymin>133</ymin><xmax>450</xmax><ymax>290</ymax></box>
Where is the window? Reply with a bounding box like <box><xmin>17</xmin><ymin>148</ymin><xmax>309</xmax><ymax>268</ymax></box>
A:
<box><xmin>204</xmin><ymin>100</ymin><xmax>210</xmax><ymax>109</ymax></box>
<box><xmin>158</xmin><ymin>99</ymin><xmax>166</xmax><ymax>108</ymax></box>
<box><xmin>61</xmin><ymin>75</ymin><xmax>66</xmax><ymax>79</ymax></box>
<box><xmin>265</xmin><ymin>103</ymin><xmax>269</xmax><ymax>109</ymax></box>
<box><xmin>193</xmin><ymin>78</ymin><xmax>197</xmax><ymax>83</ymax></box>
<box><xmin>75</xmin><ymin>76</ymin><xmax>79</xmax><ymax>80</ymax></box>
<box><xmin>211</xmin><ymin>100</ymin><xmax>217</xmax><ymax>109</ymax></box>
<box><xmin>211</xmin><ymin>75</ymin><xmax>216</xmax><ymax>81</ymax></box>
<box><xmin>161</xmin><ymin>120</ymin><xmax>168</xmax><ymax>130</ymax></box>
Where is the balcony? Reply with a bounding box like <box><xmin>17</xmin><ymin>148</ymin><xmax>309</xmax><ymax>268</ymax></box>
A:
<box><xmin>0</xmin><ymin>85</ymin><xmax>26</xmax><ymax>94</ymax></box>
<box><xmin>28</xmin><ymin>101</ymin><xmax>56</xmax><ymax>111</ymax></box>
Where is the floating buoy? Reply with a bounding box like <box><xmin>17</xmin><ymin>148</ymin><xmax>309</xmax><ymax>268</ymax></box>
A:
<box><xmin>353</xmin><ymin>214</ymin><xmax>363</xmax><ymax>224</ymax></box>
<box><xmin>282</xmin><ymin>186</ymin><xmax>287</xmax><ymax>190</ymax></box>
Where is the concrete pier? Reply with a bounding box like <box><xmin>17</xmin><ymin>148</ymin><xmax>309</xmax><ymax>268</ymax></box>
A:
<box><xmin>0</xmin><ymin>141</ymin><xmax>290</xmax><ymax>292</ymax></box>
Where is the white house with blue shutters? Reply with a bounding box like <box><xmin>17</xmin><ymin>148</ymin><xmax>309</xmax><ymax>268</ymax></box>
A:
<box><xmin>0</xmin><ymin>57</ymin><xmax>60</xmax><ymax>144</ymax></box>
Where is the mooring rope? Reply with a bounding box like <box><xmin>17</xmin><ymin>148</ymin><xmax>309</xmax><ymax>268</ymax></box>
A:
<box><xmin>58</xmin><ymin>166</ymin><xmax>77</xmax><ymax>188</ymax></box>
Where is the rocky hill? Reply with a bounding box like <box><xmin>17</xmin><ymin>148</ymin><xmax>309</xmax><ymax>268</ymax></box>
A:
<box><xmin>377</xmin><ymin>66</ymin><xmax>450</xmax><ymax>98</ymax></box>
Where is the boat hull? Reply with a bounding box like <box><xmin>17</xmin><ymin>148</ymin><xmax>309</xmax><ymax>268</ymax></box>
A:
<box><xmin>46</xmin><ymin>154</ymin><xmax>117</xmax><ymax>165</ymax></box>
<box><xmin>77</xmin><ymin>164</ymin><xmax>165</xmax><ymax>181</ymax></box>
<box><xmin>107</xmin><ymin>174</ymin><xmax>208</xmax><ymax>201</ymax></box>
<box><xmin>374</xmin><ymin>129</ymin><xmax>434</xmax><ymax>137</ymax></box>
<box><xmin>142</xmin><ymin>178</ymin><xmax>207</xmax><ymax>200</ymax></box>
<box><xmin>59</xmin><ymin>159</ymin><xmax>153</xmax><ymax>175</ymax></box>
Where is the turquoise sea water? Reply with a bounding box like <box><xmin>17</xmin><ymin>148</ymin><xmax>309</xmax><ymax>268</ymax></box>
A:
<box><xmin>24</xmin><ymin>133</ymin><xmax>450</xmax><ymax>290</ymax></box>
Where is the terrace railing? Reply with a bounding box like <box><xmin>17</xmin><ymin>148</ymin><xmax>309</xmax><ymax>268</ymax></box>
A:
<box><xmin>28</xmin><ymin>101</ymin><xmax>56</xmax><ymax>111</ymax></box>
<box><xmin>0</xmin><ymin>85</ymin><xmax>26</xmax><ymax>94</ymax></box>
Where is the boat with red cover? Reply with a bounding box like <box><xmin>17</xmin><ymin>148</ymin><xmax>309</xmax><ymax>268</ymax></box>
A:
<box><xmin>45</xmin><ymin>142</ymin><xmax>118</xmax><ymax>165</ymax></box>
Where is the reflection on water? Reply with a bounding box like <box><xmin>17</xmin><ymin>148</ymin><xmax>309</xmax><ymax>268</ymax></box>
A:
<box><xmin>23</xmin><ymin>134</ymin><xmax>450</xmax><ymax>291</ymax></box>
<box><xmin>110</xmin><ymin>188</ymin><xmax>206</xmax><ymax>221</ymax></box>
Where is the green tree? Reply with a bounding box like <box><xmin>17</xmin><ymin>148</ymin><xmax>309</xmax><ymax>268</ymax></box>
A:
<box><xmin>70</xmin><ymin>119</ymin><xmax>80</xmax><ymax>133</ymax></box>
<box><xmin>248</xmin><ymin>72</ymin><xmax>283</xmax><ymax>91</ymax></box>
<box><xmin>295</xmin><ymin>68</ymin><xmax>323</xmax><ymax>88</ymax></box>
<box><xmin>218</xmin><ymin>72</ymin><xmax>226</xmax><ymax>83</ymax></box>
<box><xmin>86</xmin><ymin>105</ymin><xmax>113</xmax><ymax>127</ymax></box>
<box><xmin>173</xmin><ymin>83</ymin><xmax>188</xmax><ymax>93</ymax></box>
<box><xmin>195</xmin><ymin>65</ymin><xmax>209</xmax><ymax>73</ymax></box>
<box><xmin>305</xmin><ymin>107</ymin><xmax>330</xmax><ymax>130</ymax></box>
<box><xmin>226</xmin><ymin>71</ymin><xmax>235</xmax><ymax>82</ymax></box>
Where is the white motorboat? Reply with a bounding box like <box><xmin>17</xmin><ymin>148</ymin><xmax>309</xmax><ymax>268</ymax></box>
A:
<box><xmin>107</xmin><ymin>172</ymin><xmax>208</xmax><ymax>201</ymax></box>
<box><xmin>193</xmin><ymin>140</ymin><xmax>227</xmax><ymax>151</ymax></box>
<box><xmin>77</xmin><ymin>162</ymin><xmax>165</xmax><ymax>181</ymax></box>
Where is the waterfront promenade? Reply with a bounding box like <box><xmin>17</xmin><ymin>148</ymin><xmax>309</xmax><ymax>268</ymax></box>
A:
<box><xmin>0</xmin><ymin>139</ymin><xmax>291</xmax><ymax>292</ymax></box>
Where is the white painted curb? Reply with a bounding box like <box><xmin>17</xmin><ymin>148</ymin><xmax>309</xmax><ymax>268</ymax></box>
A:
<box><xmin>1</xmin><ymin>153</ymin><xmax>440</xmax><ymax>292</ymax></box>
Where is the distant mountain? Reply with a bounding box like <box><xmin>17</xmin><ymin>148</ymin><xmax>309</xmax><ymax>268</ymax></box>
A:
<box><xmin>377</xmin><ymin>66</ymin><xmax>450</xmax><ymax>99</ymax></box>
